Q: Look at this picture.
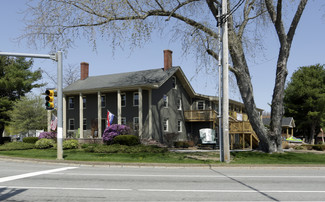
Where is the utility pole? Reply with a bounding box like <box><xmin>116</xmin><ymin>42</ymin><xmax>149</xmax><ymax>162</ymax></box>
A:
<box><xmin>221</xmin><ymin>0</ymin><xmax>230</xmax><ymax>162</ymax></box>
<box><xmin>0</xmin><ymin>51</ymin><xmax>64</xmax><ymax>160</ymax></box>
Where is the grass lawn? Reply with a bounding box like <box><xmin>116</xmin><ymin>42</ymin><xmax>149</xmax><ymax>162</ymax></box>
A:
<box><xmin>1</xmin><ymin>147</ymin><xmax>325</xmax><ymax>165</ymax></box>
<box><xmin>0</xmin><ymin>148</ymin><xmax>219</xmax><ymax>164</ymax></box>
<box><xmin>231</xmin><ymin>151</ymin><xmax>325</xmax><ymax>164</ymax></box>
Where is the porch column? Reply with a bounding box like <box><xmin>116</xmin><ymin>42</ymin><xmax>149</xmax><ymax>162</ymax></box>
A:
<box><xmin>117</xmin><ymin>90</ymin><xmax>121</xmax><ymax>125</ymax></box>
<box><xmin>250</xmin><ymin>134</ymin><xmax>253</xmax><ymax>150</ymax></box>
<box><xmin>242</xmin><ymin>134</ymin><xmax>245</xmax><ymax>149</ymax></box>
<box><xmin>63</xmin><ymin>95</ymin><xmax>67</xmax><ymax>138</ymax></box>
<box><xmin>79</xmin><ymin>93</ymin><xmax>84</xmax><ymax>139</ymax></box>
<box><xmin>149</xmin><ymin>89</ymin><xmax>152</xmax><ymax>139</ymax></box>
<box><xmin>138</xmin><ymin>88</ymin><xmax>143</xmax><ymax>138</ymax></box>
<box><xmin>97</xmin><ymin>92</ymin><xmax>102</xmax><ymax>138</ymax></box>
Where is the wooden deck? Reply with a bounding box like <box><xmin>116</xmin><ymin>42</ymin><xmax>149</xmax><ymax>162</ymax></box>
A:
<box><xmin>184</xmin><ymin>110</ymin><xmax>260</xmax><ymax>149</ymax></box>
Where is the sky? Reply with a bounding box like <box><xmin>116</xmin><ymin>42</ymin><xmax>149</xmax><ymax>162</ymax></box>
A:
<box><xmin>1</xmin><ymin>0</ymin><xmax>324</xmax><ymax>112</ymax></box>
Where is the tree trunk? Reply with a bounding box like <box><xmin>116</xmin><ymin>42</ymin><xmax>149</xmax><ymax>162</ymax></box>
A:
<box><xmin>269</xmin><ymin>47</ymin><xmax>289</xmax><ymax>152</ymax></box>
<box><xmin>228</xmin><ymin>32</ymin><xmax>274</xmax><ymax>153</ymax></box>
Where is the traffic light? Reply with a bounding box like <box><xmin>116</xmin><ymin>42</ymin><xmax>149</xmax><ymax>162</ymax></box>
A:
<box><xmin>45</xmin><ymin>89</ymin><xmax>55</xmax><ymax>110</ymax></box>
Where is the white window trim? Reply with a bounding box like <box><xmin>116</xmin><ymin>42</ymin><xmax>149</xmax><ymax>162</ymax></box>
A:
<box><xmin>121</xmin><ymin>117</ymin><xmax>126</xmax><ymax>125</ymax></box>
<box><xmin>68</xmin><ymin>118</ymin><xmax>75</xmax><ymax>130</ymax></box>
<box><xmin>68</xmin><ymin>97</ymin><xmax>75</xmax><ymax>110</ymax></box>
<box><xmin>83</xmin><ymin>96</ymin><xmax>86</xmax><ymax>109</ymax></box>
<box><xmin>133</xmin><ymin>92</ymin><xmax>139</xmax><ymax>106</ymax></box>
<box><xmin>163</xmin><ymin>95</ymin><xmax>168</xmax><ymax>108</ymax></box>
<box><xmin>163</xmin><ymin>118</ymin><xmax>169</xmax><ymax>132</ymax></box>
<box><xmin>172</xmin><ymin>76</ymin><xmax>177</xmax><ymax>89</ymax></box>
<box><xmin>83</xmin><ymin>118</ymin><xmax>87</xmax><ymax>130</ymax></box>
<box><xmin>177</xmin><ymin>98</ymin><xmax>182</xmax><ymax>111</ymax></box>
<box><xmin>197</xmin><ymin>100</ymin><xmax>205</xmax><ymax>110</ymax></box>
<box><xmin>101</xmin><ymin>95</ymin><xmax>106</xmax><ymax>108</ymax></box>
<box><xmin>121</xmin><ymin>93</ymin><xmax>126</xmax><ymax>107</ymax></box>
<box><xmin>177</xmin><ymin>120</ymin><xmax>182</xmax><ymax>132</ymax></box>
<box><xmin>133</xmin><ymin>117</ymin><xmax>139</xmax><ymax>130</ymax></box>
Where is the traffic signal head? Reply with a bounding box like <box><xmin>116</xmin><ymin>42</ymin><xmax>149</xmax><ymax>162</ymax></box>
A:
<box><xmin>45</xmin><ymin>89</ymin><xmax>55</xmax><ymax>110</ymax></box>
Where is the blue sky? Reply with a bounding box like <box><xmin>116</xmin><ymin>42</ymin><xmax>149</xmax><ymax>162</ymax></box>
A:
<box><xmin>1</xmin><ymin>0</ymin><xmax>324</xmax><ymax>112</ymax></box>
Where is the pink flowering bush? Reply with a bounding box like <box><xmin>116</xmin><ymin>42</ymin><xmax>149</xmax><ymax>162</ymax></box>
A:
<box><xmin>102</xmin><ymin>124</ymin><xmax>131</xmax><ymax>144</ymax></box>
<box><xmin>39</xmin><ymin>131</ymin><xmax>57</xmax><ymax>140</ymax></box>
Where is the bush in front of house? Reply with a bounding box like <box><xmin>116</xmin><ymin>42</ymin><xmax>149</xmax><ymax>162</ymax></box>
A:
<box><xmin>113</xmin><ymin>135</ymin><xmax>140</xmax><ymax>146</ymax></box>
<box><xmin>174</xmin><ymin>141</ymin><xmax>190</xmax><ymax>148</ymax></box>
<box><xmin>0</xmin><ymin>142</ymin><xmax>35</xmax><ymax>151</ymax></box>
<box><xmin>312</xmin><ymin>144</ymin><xmax>325</xmax><ymax>151</ymax></box>
<box><xmin>39</xmin><ymin>131</ymin><xmax>57</xmax><ymax>141</ymax></box>
<box><xmin>63</xmin><ymin>139</ymin><xmax>79</xmax><ymax>150</ymax></box>
<box><xmin>23</xmin><ymin>137</ymin><xmax>39</xmax><ymax>144</ymax></box>
<box><xmin>35</xmin><ymin>138</ymin><xmax>55</xmax><ymax>149</ymax></box>
<box><xmin>102</xmin><ymin>124</ymin><xmax>131</xmax><ymax>144</ymax></box>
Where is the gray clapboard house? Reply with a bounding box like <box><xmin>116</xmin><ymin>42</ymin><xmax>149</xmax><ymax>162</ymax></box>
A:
<box><xmin>63</xmin><ymin>50</ymin><xmax>260</xmax><ymax>147</ymax></box>
<box><xmin>63</xmin><ymin>50</ymin><xmax>200</xmax><ymax>142</ymax></box>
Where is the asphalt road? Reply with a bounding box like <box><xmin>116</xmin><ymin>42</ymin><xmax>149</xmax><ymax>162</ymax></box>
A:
<box><xmin>0</xmin><ymin>159</ymin><xmax>325</xmax><ymax>201</ymax></box>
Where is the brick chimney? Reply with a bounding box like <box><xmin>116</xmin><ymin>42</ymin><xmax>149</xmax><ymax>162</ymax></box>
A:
<box><xmin>163</xmin><ymin>49</ymin><xmax>173</xmax><ymax>71</ymax></box>
<box><xmin>80</xmin><ymin>62</ymin><xmax>89</xmax><ymax>80</ymax></box>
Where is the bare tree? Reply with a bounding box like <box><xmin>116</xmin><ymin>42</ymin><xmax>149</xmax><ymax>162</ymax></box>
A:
<box><xmin>43</xmin><ymin>63</ymin><xmax>80</xmax><ymax>88</ymax></box>
<box><xmin>21</xmin><ymin>0</ymin><xmax>308</xmax><ymax>152</ymax></box>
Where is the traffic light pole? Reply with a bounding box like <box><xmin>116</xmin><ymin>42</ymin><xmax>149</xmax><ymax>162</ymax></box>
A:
<box><xmin>0</xmin><ymin>51</ymin><xmax>64</xmax><ymax>160</ymax></box>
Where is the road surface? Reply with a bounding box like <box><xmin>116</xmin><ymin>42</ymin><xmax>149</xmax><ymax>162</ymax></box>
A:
<box><xmin>0</xmin><ymin>159</ymin><xmax>324</xmax><ymax>201</ymax></box>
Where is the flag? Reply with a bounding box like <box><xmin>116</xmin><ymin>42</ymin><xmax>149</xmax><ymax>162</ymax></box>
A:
<box><xmin>50</xmin><ymin>114</ymin><xmax>57</xmax><ymax>131</ymax></box>
<box><xmin>107</xmin><ymin>110</ymin><xmax>115</xmax><ymax>127</ymax></box>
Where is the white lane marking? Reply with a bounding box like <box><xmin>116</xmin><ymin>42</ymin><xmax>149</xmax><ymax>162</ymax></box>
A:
<box><xmin>0</xmin><ymin>167</ymin><xmax>77</xmax><ymax>183</ymax></box>
<box><xmin>0</xmin><ymin>186</ymin><xmax>325</xmax><ymax>193</ymax></box>
<box><xmin>51</xmin><ymin>173</ymin><xmax>325</xmax><ymax>178</ymax></box>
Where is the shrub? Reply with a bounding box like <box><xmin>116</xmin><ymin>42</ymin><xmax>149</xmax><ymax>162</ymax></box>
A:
<box><xmin>312</xmin><ymin>144</ymin><xmax>325</xmax><ymax>151</ymax></box>
<box><xmin>39</xmin><ymin>132</ymin><xmax>57</xmax><ymax>140</ymax></box>
<box><xmin>63</xmin><ymin>139</ymin><xmax>79</xmax><ymax>150</ymax></box>
<box><xmin>23</xmin><ymin>137</ymin><xmax>39</xmax><ymax>144</ymax></box>
<box><xmin>102</xmin><ymin>124</ymin><xmax>131</xmax><ymax>144</ymax></box>
<box><xmin>85</xmin><ymin>144</ymin><xmax>168</xmax><ymax>154</ymax></box>
<box><xmin>0</xmin><ymin>142</ymin><xmax>35</xmax><ymax>151</ymax></box>
<box><xmin>35</xmin><ymin>138</ymin><xmax>55</xmax><ymax>149</ymax></box>
<box><xmin>164</xmin><ymin>133</ymin><xmax>179</xmax><ymax>147</ymax></box>
<box><xmin>174</xmin><ymin>141</ymin><xmax>190</xmax><ymax>148</ymax></box>
<box><xmin>113</xmin><ymin>135</ymin><xmax>140</xmax><ymax>146</ymax></box>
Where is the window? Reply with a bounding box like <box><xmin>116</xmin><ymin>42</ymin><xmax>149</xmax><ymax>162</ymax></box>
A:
<box><xmin>163</xmin><ymin>95</ymin><xmax>168</xmax><ymax>108</ymax></box>
<box><xmin>177</xmin><ymin>98</ymin><xmax>182</xmax><ymax>111</ymax></box>
<box><xmin>172</xmin><ymin>76</ymin><xmax>177</xmax><ymax>89</ymax></box>
<box><xmin>177</xmin><ymin>120</ymin><xmax>182</xmax><ymax>132</ymax></box>
<box><xmin>68</xmin><ymin>97</ymin><xmax>74</xmax><ymax>109</ymax></box>
<box><xmin>83</xmin><ymin>118</ymin><xmax>87</xmax><ymax>129</ymax></box>
<box><xmin>163</xmin><ymin>118</ymin><xmax>169</xmax><ymax>132</ymax></box>
<box><xmin>69</xmin><ymin>119</ymin><xmax>75</xmax><ymax>130</ymax></box>
<box><xmin>101</xmin><ymin>95</ymin><xmax>106</xmax><ymax>108</ymax></box>
<box><xmin>133</xmin><ymin>92</ymin><xmax>139</xmax><ymax>106</ymax></box>
<box><xmin>133</xmin><ymin>117</ymin><xmax>139</xmax><ymax>131</ymax></box>
<box><xmin>121</xmin><ymin>93</ymin><xmax>126</xmax><ymax>107</ymax></box>
<box><xmin>83</xmin><ymin>96</ymin><xmax>86</xmax><ymax>109</ymax></box>
<box><xmin>121</xmin><ymin>117</ymin><xmax>126</xmax><ymax>125</ymax></box>
<box><xmin>197</xmin><ymin>101</ymin><xmax>205</xmax><ymax>110</ymax></box>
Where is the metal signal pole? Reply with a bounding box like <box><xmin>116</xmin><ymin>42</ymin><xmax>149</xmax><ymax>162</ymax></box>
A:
<box><xmin>0</xmin><ymin>51</ymin><xmax>64</xmax><ymax>160</ymax></box>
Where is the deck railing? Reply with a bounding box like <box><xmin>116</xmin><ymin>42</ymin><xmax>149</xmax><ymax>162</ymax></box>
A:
<box><xmin>184</xmin><ymin>110</ymin><xmax>218</xmax><ymax>122</ymax></box>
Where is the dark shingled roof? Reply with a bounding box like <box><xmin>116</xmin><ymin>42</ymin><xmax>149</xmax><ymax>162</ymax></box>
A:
<box><xmin>63</xmin><ymin>66</ymin><xmax>179</xmax><ymax>94</ymax></box>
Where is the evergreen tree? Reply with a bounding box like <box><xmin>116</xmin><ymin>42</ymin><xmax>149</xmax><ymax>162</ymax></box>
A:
<box><xmin>0</xmin><ymin>56</ymin><xmax>43</xmax><ymax>137</ymax></box>
<box><xmin>284</xmin><ymin>64</ymin><xmax>325</xmax><ymax>143</ymax></box>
